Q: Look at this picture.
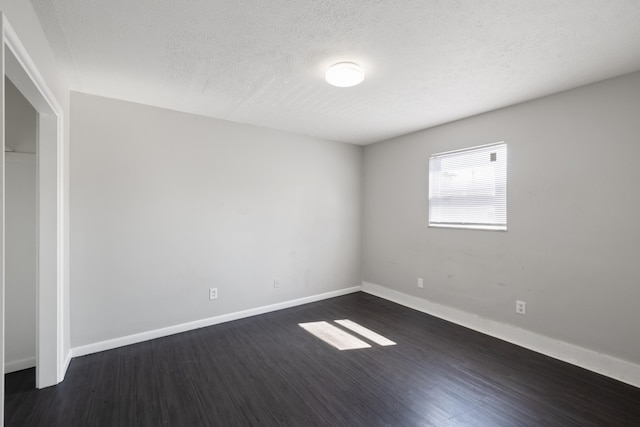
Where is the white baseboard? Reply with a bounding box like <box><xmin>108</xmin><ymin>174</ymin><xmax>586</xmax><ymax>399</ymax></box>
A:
<box><xmin>5</xmin><ymin>356</ymin><xmax>36</xmax><ymax>373</ymax></box>
<box><xmin>61</xmin><ymin>350</ymin><xmax>72</xmax><ymax>380</ymax></box>
<box><xmin>72</xmin><ymin>286</ymin><xmax>362</xmax><ymax>358</ymax></box>
<box><xmin>362</xmin><ymin>281</ymin><xmax>640</xmax><ymax>389</ymax></box>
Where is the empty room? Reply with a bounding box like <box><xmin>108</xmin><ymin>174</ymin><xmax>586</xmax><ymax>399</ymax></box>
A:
<box><xmin>2</xmin><ymin>0</ymin><xmax>640</xmax><ymax>426</ymax></box>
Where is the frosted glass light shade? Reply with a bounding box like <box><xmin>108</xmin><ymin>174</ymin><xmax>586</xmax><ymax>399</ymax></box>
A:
<box><xmin>325</xmin><ymin>62</ymin><xmax>365</xmax><ymax>87</ymax></box>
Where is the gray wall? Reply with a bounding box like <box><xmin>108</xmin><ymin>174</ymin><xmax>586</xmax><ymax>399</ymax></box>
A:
<box><xmin>5</xmin><ymin>78</ymin><xmax>36</xmax><ymax>153</ymax></box>
<box><xmin>363</xmin><ymin>71</ymin><xmax>640</xmax><ymax>365</ymax></box>
<box><xmin>5</xmin><ymin>153</ymin><xmax>37</xmax><ymax>371</ymax></box>
<box><xmin>70</xmin><ymin>92</ymin><xmax>362</xmax><ymax>347</ymax></box>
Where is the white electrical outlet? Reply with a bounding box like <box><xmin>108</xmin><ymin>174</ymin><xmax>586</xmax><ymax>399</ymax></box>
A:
<box><xmin>209</xmin><ymin>288</ymin><xmax>218</xmax><ymax>300</ymax></box>
<box><xmin>273</xmin><ymin>278</ymin><xmax>280</xmax><ymax>288</ymax></box>
<box><xmin>417</xmin><ymin>277</ymin><xmax>424</xmax><ymax>288</ymax></box>
<box><xmin>516</xmin><ymin>300</ymin><xmax>526</xmax><ymax>315</ymax></box>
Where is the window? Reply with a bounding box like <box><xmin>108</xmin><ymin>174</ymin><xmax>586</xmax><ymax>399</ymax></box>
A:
<box><xmin>428</xmin><ymin>142</ymin><xmax>507</xmax><ymax>230</ymax></box>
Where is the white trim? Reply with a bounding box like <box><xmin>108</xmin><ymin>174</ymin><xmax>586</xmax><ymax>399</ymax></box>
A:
<box><xmin>62</xmin><ymin>350</ymin><xmax>72</xmax><ymax>373</ymax></box>
<box><xmin>5</xmin><ymin>357</ymin><xmax>36</xmax><ymax>373</ymax></box>
<box><xmin>0</xmin><ymin>25</ymin><xmax>5</xmax><ymax>422</ymax></box>
<box><xmin>55</xmin><ymin>113</ymin><xmax>65</xmax><ymax>383</ymax></box>
<box><xmin>362</xmin><ymin>281</ymin><xmax>640</xmax><ymax>389</ymax></box>
<box><xmin>430</xmin><ymin>140</ymin><xmax>505</xmax><ymax>158</ymax></box>
<box><xmin>72</xmin><ymin>286</ymin><xmax>362</xmax><ymax>358</ymax></box>
<box><xmin>2</xmin><ymin>19</ymin><xmax>63</xmax><ymax>115</ymax></box>
<box><xmin>428</xmin><ymin>223</ymin><xmax>507</xmax><ymax>231</ymax></box>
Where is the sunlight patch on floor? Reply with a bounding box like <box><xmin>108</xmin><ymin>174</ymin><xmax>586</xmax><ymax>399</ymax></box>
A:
<box><xmin>299</xmin><ymin>319</ymin><xmax>395</xmax><ymax>350</ymax></box>
<box><xmin>298</xmin><ymin>321</ymin><xmax>371</xmax><ymax>350</ymax></box>
<box><xmin>299</xmin><ymin>321</ymin><xmax>371</xmax><ymax>350</ymax></box>
<box><xmin>334</xmin><ymin>319</ymin><xmax>396</xmax><ymax>346</ymax></box>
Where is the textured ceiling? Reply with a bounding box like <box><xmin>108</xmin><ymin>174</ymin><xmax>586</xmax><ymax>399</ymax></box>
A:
<box><xmin>31</xmin><ymin>0</ymin><xmax>640</xmax><ymax>145</ymax></box>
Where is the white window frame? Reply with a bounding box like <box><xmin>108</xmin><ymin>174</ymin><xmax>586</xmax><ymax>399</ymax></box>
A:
<box><xmin>428</xmin><ymin>142</ymin><xmax>507</xmax><ymax>231</ymax></box>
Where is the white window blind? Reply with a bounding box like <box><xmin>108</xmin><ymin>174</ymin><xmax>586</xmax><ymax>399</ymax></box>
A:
<box><xmin>429</xmin><ymin>142</ymin><xmax>507</xmax><ymax>230</ymax></box>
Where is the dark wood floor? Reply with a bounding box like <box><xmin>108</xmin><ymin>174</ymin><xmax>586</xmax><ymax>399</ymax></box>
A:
<box><xmin>6</xmin><ymin>292</ymin><xmax>640</xmax><ymax>426</ymax></box>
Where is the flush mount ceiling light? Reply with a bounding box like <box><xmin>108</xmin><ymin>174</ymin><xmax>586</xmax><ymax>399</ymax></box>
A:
<box><xmin>325</xmin><ymin>62</ymin><xmax>365</xmax><ymax>87</ymax></box>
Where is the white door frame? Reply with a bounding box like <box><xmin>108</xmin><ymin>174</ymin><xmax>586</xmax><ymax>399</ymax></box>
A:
<box><xmin>1</xmin><ymin>12</ymin><xmax>66</xmax><ymax>418</ymax></box>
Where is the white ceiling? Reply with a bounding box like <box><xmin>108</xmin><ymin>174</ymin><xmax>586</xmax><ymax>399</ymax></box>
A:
<box><xmin>31</xmin><ymin>0</ymin><xmax>640</xmax><ymax>145</ymax></box>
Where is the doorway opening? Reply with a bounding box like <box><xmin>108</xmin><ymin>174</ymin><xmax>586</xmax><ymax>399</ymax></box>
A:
<box><xmin>4</xmin><ymin>77</ymin><xmax>37</xmax><ymax>379</ymax></box>
<box><xmin>1</xmin><ymin>14</ymin><xmax>67</xmax><ymax>420</ymax></box>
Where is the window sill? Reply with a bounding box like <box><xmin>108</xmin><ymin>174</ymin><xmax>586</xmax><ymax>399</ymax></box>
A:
<box><xmin>428</xmin><ymin>223</ymin><xmax>507</xmax><ymax>231</ymax></box>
